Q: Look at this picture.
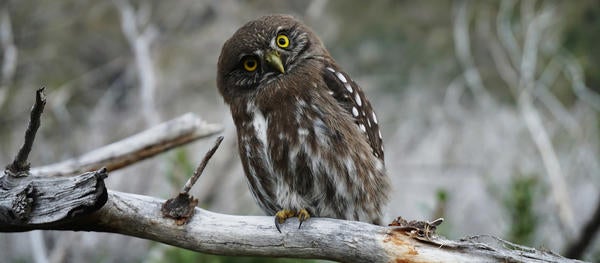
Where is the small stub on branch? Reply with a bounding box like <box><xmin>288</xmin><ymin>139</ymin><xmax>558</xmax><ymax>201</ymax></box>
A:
<box><xmin>389</xmin><ymin>216</ymin><xmax>444</xmax><ymax>241</ymax></box>
<box><xmin>6</xmin><ymin>87</ymin><xmax>46</xmax><ymax>177</ymax></box>
<box><xmin>161</xmin><ymin>193</ymin><xmax>199</xmax><ymax>226</ymax></box>
<box><xmin>161</xmin><ymin>136</ymin><xmax>223</xmax><ymax>225</ymax></box>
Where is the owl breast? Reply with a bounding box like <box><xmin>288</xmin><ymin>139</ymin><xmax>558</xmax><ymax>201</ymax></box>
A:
<box><xmin>234</xmin><ymin>69</ymin><xmax>388</xmax><ymax>223</ymax></box>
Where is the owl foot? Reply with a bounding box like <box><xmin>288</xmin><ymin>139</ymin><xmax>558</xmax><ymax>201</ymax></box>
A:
<box><xmin>274</xmin><ymin>208</ymin><xmax>311</xmax><ymax>233</ymax></box>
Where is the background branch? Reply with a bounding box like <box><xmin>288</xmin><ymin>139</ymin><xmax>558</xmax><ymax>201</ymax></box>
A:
<box><xmin>30</xmin><ymin>113</ymin><xmax>222</xmax><ymax>177</ymax></box>
<box><xmin>0</xmin><ymin>7</ymin><xmax>17</xmax><ymax>108</ymax></box>
<box><xmin>114</xmin><ymin>0</ymin><xmax>160</xmax><ymax>125</ymax></box>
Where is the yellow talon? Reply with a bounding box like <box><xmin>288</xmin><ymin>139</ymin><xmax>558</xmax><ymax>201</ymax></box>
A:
<box><xmin>273</xmin><ymin>209</ymin><xmax>312</xmax><ymax>232</ymax></box>
<box><xmin>297</xmin><ymin>208</ymin><xmax>310</xmax><ymax>229</ymax></box>
<box><xmin>274</xmin><ymin>209</ymin><xmax>296</xmax><ymax>232</ymax></box>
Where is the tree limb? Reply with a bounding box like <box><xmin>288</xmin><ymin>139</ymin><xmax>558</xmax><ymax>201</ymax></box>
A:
<box><xmin>0</xmin><ymin>187</ymin><xmax>585</xmax><ymax>263</ymax></box>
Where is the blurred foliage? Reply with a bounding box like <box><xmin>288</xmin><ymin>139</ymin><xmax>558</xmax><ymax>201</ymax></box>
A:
<box><xmin>433</xmin><ymin>189</ymin><xmax>450</xmax><ymax>237</ymax></box>
<box><xmin>166</xmin><ymin>149</ymin><xmax>196</xmax><ymax>194</ymax></box>
<box><xmin>504</xmin><ymin>175</ymin><xmax>539</xmax><ymax>246</ymax></box>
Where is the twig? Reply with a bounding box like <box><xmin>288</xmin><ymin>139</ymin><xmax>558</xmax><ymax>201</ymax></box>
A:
<box><xmin>182</xmin><ymin>136</ymin><xmax>224</xmax><ymax>194</ymax></box>
<box><xmin>30</xmin><ymin>113</ymin><xmax>222</xmax><ymax>177</ymax></box>
<box><xmin>497</xmin><ymin>0</ymin><xmax>521</xmax><ymax>69</ymax></box>
<box><xmin>561</xmin><ymin>52</ymin><xmax>600</xmax><ymax>112</ymax></box>
<box><xmin>452</xmin><ymin>0</ymin><xmax>494</xmax><ymax>107</ymax></box>
<box><xmin>6</xmin><ymin>88</ymin><xmax>46</xmax><ymax>177</ymax></box>
<box><xmin>161</xmin><ymin>136</ymin><xmax>224</xmax><ymax>225</ymax></box>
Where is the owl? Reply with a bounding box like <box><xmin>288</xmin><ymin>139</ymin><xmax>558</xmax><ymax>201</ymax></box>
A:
<box><xmin>217</xmin><ymin>15</ymin><xmax>390</xmax><ymax>232</ymax></box>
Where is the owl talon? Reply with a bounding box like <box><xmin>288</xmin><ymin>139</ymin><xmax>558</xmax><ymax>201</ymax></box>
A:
<box><xmin>297</xmin><ymin>208</ymin><xmax>310</xmax><ymax>229</ymax></box>
<box><xmin>274</xmin><ymin>209</ymin><xmax>296</xmax><ymax>233</ymax></box>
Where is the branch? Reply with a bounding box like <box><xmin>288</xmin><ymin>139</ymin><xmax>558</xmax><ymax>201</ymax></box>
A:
<box><xmin>182</xmin><ymin>136</ymin><xmax>223</xmax><ymax>193</ymax></box>
<box><xmin>30</xmin><ymin>113</ymin><xmax>222</xmax><ymax>177</ymax></box>
<box><xmin>452</xmin><ymin>0</ymin><xmax>493</xmax><ymax>107</ymax></box>
<box><xmin>516</xmin><ymin>3</ymin><xmax>576</xmax><ymax>235</ymax></box>
<box><xmin>114</xmin><ymin>0</ymin><xmax>160</xmax><ymax>125</ymax></box>
<box><xmin>161</xmin><ymin>136</ymin><xmax>224</xmax><ymax>225</ymax></box>
<box><xmin>0</xmin><ymin>8</ymin><xmax>18</xmax><ymax>110</ymax></box>
<box><xmin>6</xmin><ymin>88</ymin><xmax>46</xmax><ymax>176</ymax></box>
<box><xmin>0</xmin><ymin>168</ymin><xmax>108</xmax><ymax>227</ymax></box>
<box><xmin>0</xmin><ymin>189</ymin><xmax>582</xmax><ymax>263</ymax></box>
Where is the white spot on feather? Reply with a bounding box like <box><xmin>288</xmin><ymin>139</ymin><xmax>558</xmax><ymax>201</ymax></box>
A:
<box><xmin>326</xmin><ymin>67</ymin><xmax>335</xmax><ymax>73</ymax></box>
<box><xmin>355</xmin><ymin>93</ymin><xmax>362</xmax><ymax>106</ymax></box>
<box><xmin>344</xmin><ymin>83</ymin><xmax>353</xmax><ymax>93</ymax></box>
<box><xmin>352</xmin><ymin>107</ymin><xmax>359</xmax><ymax>117</ymax></box>
<box><xmin>253</xmin><ymin>108</ymin><xmax>268</xmax><ymax>146</ymax></box>
<box><xmin>359</xmin><ymin>124</ymin><xmax>366</xmax><ymax>133</ymax></box>
<box><xmin>372</xmin><ymin>112</ymin><xmax>378</xmax><ymax>124</ymax></box>
<box><xmin>335</xmin><ymin>72</ymin><xmax>347</xmax><ymax>83</ymax></box>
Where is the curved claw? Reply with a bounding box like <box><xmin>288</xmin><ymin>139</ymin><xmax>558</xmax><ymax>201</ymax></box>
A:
<box><xmin>275</xmin><ymin>216</ymin><xmax>282</xmax><ymax>233</ymax></box>
<box><xmin>274</xmin><ymin>209</ymin><xmax>296</xmax><ymax>233</ymax></box>
<box><xmin>297</xmin><ymin>208</ymin><xmax>310</xmax><ymax>229</ymax></box>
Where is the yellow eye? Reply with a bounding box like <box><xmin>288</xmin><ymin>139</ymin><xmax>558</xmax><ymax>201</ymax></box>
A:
<box><xmin>243</xmin><ymin>57</ymin><xmax>258</xmax><ymax>72</ymax></box>
<box><xmin>276</xmin><ymin>34</ymin><xmax>290</xmax><ymax>48</ymax></box>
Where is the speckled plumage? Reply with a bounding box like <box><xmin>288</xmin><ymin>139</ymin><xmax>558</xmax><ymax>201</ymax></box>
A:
<box><xmin>217</xmin><ymin>15</ymin><xmax>390</xmax><ymax>226</ymax></box>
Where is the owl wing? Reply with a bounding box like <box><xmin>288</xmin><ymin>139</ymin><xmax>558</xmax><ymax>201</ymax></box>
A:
<box><xmin>322</xmin><ymin>64</ymin><xmax>384</xmax><ymax>162</ymax></box>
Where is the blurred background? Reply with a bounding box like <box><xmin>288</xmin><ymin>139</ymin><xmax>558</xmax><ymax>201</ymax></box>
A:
<box><xmin>1</xmin><ymin>0</ymin><xmax>599</xmax><ymax>262</ymax></box>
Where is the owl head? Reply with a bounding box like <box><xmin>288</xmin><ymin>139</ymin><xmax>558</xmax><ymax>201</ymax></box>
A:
<box><xmin>217</xmin><ymin>15</ymin><xmax>328</xmax><ymax>104</ymax></box>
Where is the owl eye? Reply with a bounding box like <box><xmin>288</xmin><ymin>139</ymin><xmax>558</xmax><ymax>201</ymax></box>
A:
<box><xmin>276</xmin><ymin>34</ymin><xmax>290</xmax><ymax>48</ymax></box>
<box><xmin>243</xmin><ymin>57</ymin><xmax>258</xmax><ymax>72</ymax></box>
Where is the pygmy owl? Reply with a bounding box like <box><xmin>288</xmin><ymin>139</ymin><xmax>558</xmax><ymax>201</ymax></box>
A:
<box><xmin>217</xmin><ymin>15</ymin><xmax>390</xmax><ymax>231</ymax></box>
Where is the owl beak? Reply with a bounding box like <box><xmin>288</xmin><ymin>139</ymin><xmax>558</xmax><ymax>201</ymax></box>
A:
<box><xmin>265</xmin><ymin>50</ymin><xmax>285</xmax><ymax>74</ymax></box>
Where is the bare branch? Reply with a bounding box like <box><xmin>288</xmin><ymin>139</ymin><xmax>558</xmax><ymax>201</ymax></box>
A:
<box><xmin>0</xmin><ymin>8</ymin><xmax>17</xmax><ymax>109</ymax></box>
<box><xmin>561</xmin><ymin>52</ymin><xmax>600</xmax><ymax>112</ymax></box>
<box><xmin>452</xmin><ymin>0</ymin><xmax>493</xmax><ymax>106</ymax></box>
<box><xmin>161</xmin><ymin>135</ymin><xmax>223</xmax><ymax>225</ymax></box>
<box><xmin>30</xmin><ymin>113</ymin><xmax>222</xmax><ymax>177</ymax></box>
<box><xmin>6</xmin><ymin>88</ymin><xmax>46</xmax><ymax>177</ymax></box>
<box><xmin>497</xmin><ymin>0</ymin><xmax>521</xmax><ymax>68</ymax></box>
<box><xmin>516</xmin><ymin>3</ymin><xmax>576</xmax><ymax>235</ymax></box>
<box><xmin>114</xmin><ymin>0</ymin><xmax>160</xmax><ymax>125</ymax></box>
<box><xmin>0</xmin><ymin>168</ymin><xmax>108</xmax><ymax>227</ymax></box>
<box><xmin>0</xmin><ymin>188</ymin><xmax>583</xmax><ymax>263</ymax></box>
<box><xmin>182</xmin><ymin>136</ymin><xmax>224</xmax><ymax>194</ymax></box>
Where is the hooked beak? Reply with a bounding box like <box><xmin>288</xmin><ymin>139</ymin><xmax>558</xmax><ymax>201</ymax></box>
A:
<box><xmin>265</xmin><ymin>50</ymin><xmax>285</xmax><ymax>74</ymax></box>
